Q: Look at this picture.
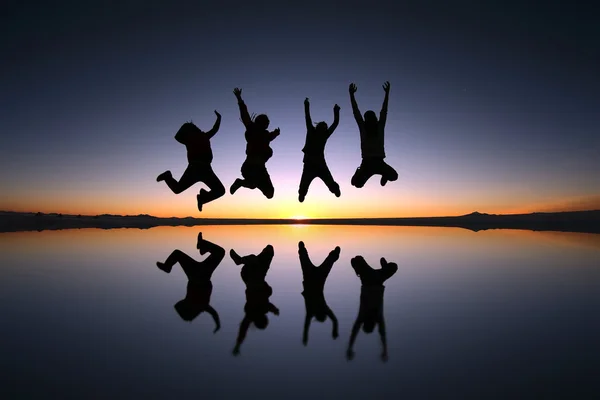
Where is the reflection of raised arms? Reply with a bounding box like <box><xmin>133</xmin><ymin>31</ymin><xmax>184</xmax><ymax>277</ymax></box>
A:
<box><xmin>327</xmin><ymin>104</ymin><xmax>341</xmax><ymax>137</ymax></box>
<box><xmin>302</xmin><ymin>313</ymin><xmax>311</xmax><ymax>346</ymax></box>
<box><xmin>304</xmin><ymin>98</ymin><xmax>313</xmax><ymax>129</ymax></box>
<box><xmin>233</xmin><ymin>87</ymin><xmax>252</xmax><ymax>128</ymax></box>
<box><xmin>206</xmin><ymin>305</ymin><xmax>221</xmax><ymax>333</ymax></box>
<box><xmin>380</xmin><ymin>81</ymin><xmax>390</xmax><ymax>129</ymax></box>
<box><xmin>206</xmin><ymin>110</ymin><xmax>222</xmax><ymax>138</ymax></box>
<box><xmin>346</xmin><ymin>318</ymin><xmax>362</xmax><ymax>360</ymax></box>
<box><xmin>327</xmin><ymin>306</ymin><xmax>339</xmax><ymax>339</ymax></box>
<box><xmin>233</xmin><ymin>316</ymin><xmax>251</xmax><ymax>356</ymax></box>
<box><xmin>379</xmin><ymin>313</ymin><xmax>388</xmax><ymax>362</ymax></box>
<box><xmin>349</xmin><ymin>83</ymin><xmax>363</xmax><ymax>126</ymax></box>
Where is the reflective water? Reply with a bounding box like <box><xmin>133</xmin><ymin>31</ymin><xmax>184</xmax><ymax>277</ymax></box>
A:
<box><xmin>1</xmin><ymin>226</ymin><xmax>599</xmax><ymax>399</ymax></box>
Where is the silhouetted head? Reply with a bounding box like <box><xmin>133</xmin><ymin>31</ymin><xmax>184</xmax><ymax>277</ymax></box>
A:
<box><xmin>261</xmin><ymin>244</ymin><xmax>274</xmax><ymax>258</ymax></box>
<box><xmin>315</xmin><ymin>311</ymin><xmax>327</xmax><ymax>322</ymax></box>
<box><xmin>174</xmin><ymin>300</ymin><xmax>201</xmax><ymax>322</ymax></box>
<box><xmin>364</xmin><ymin>111</ymin><xmax>378</xmax><ymax>131</ymax></box>
<box><xmin>253</xmin><ymin>314</ymin><xmax>269</xmax><ymax>330</ymax></box>
<box><xmin>315</xmin><ymin>121</ymin><xmax>328</xmax><ymax>133</ymax></box>
<box><xmin>363</xmin><ymin>318</ymin><xmax>377</xmax><ymax>333</ymax></box>
<box><xmin>178</xmin><ymin>122</ymin><xmax>201</xmax><ymax>136</ymax></box>
<box><xmin>254</xmin><ymin>114</ymin><xmax>270</xmax><ymax>130</ymax></box>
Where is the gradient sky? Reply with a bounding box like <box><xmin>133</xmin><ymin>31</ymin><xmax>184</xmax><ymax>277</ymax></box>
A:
<box><xmin>1</xmin><ymin>1</ymin><xmax>598</xmax><ymax>218</ymax></box>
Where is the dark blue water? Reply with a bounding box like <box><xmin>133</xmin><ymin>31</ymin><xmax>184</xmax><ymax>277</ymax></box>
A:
<box><xmin>1</xmin><ymin>226</ymin><xmax>599</xmax><ymax>399</ymax></box>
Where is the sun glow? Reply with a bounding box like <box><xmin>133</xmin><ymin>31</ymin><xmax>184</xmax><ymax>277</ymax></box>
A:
<box><xmin>291</xmin><ymin>215</ymin><xmax>308</xmax><ymax>220</ymax></box>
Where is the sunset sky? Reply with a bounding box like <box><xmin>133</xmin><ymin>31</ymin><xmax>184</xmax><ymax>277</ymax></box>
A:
<box><xmin>1</xmin><ymin>1</ymin><xmax>598</xmax><ymax>218</ymax></box>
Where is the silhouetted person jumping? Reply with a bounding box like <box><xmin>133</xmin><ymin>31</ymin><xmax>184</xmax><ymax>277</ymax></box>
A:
<box><xmin>230</xmin><ymin>88</ymin><xmax>280</xmax><ymax>199</ymax></box>
<box><xmin>298</xmin><ymin>98</ymin><xmax>341</xmax><ymax>202</ymax></box>
<box><xmin>230</xmin><ymin>244</ymin><xmax>279</xmax><ymax>356</ymax></box>
<box><xmin>156</xmin><ymin>232</ymin><xmax>225</xmax><ymax>332</ymax></box>
<box><xmin>156</xmin><ymin>111</ymin><xmax>226</xmax><ymax>212</ymax></box>
<box><xmin>349</xmin><ymin>81</ymin><xmax>399</xmax><ymax>188</ymax></box>
<box><xmin>346</xmin><ymin>255</ymin><xmax>398</xmax><ymax>362</ymax></box>
<box><xmin>299</xmin><ymin>241</ymin><xmax>340</xmax><ymax>345</ymax></box>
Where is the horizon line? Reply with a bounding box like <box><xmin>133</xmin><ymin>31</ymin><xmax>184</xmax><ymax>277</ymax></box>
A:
<box><xmin>2</xmin><ymin>209</ymin><xmax>599</xmax><ymax>220</ymax></box>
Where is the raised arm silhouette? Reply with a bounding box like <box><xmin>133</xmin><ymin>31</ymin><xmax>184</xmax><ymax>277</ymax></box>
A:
<box><xmin>230</xmin><ymin>88</ymin><xmax>280</xmax><ymax>199</ymax></box>
<box><xmin>156</xmin><ymin>112</ymin><xmax>226</xmax><ymax>212</ymax></box>
<box><xmin>298</xmin><ymin>241</ymin><xmax>340</xmax><ymax>345</ymax></box>
<box><xmin>230</xmin><ymin>244</ymin><xmax>279</xmax><ymax>356</ymax></box>
<box><xmin>156</xmin><ymin>232</ymin><xmax>225</xmax><ymax>332</ymax></box>
<box><xmin>346</xmin><ymin>255</ymin><xmax>398</xmax><ymax>362</ymax></box>
<box><xmin>298</xmin><ymin>98</ymin><xmax>341</xmax><ymax>202</ymax></box>
<box><xmin>349</xmin><ymin>82</ymin><xmax>399</xmax><ymax>188</ymax></box>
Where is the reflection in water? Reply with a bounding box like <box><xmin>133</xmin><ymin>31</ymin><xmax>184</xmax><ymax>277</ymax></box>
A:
<box><xmin>230</xmin><ymin>244</ymin><xmax>279</xmax><ymax>356</ymax></box>
<box><xmin>157</xmin><ymin>232</ymin><xmax>225</xmax><ymax>332</ymax></box>
<box><xmin>347</xmin><ymin>256</ymin><xmax>398</xmax><ymax>362</ymax></box>
<box><xmin>298</xmin><ymin>241</ymin><xmax>340</xmax><ymax>345</ymax></box>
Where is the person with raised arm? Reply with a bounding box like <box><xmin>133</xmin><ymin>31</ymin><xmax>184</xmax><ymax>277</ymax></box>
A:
<box><xmin>230</xmin><ymin>88</ymin><xmax>280</xmax><ymax>199</ymax></box>
<box><xmin>156</xmin><ymin>232</ymin><xmax>225</xmax><ymax>332</ymax></box>
<box><xmin>349</xmin><ymin>81</ymin><xmax>399</xmax><ymax>188</ymax></box>
<box><xmin>230</xmin><ymin>245</ymin><xmax>279</xmax><ymax>356</ymax></box>
<box><xmin>298</xmin><ymin>98</ymin><xmax>341</xmax><ymax>202</ymax></box>
<box><xmin>346</xmin><ymin>255</ymin><xmax>398</xmax><ymax>362</ymax></box>
<box><xmin>156</xmin><ymin>111</ymin><xmax>226</xmax><ymax>212</ymax></box>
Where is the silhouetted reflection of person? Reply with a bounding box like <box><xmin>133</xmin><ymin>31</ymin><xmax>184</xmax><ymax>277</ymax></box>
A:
<box><xmin>230</xmin><ymin>88</ymin><xmax>280</xmax><ymax>199</ymax></box>
<box><xmin>156</xmin><ymin>111</ymin><xmax>226</xmax><ymax>212</ymax></box>
<box><xmin>156</xmin><ymin>232</ymin><xmax>225</xmax><ymax>332</ymax></box>
<box><xmin>349</xmin><ymin>81</ymin><xmax>399</xmax><ymax>188</ymax></box>
<box><xmin>298</xmin><ymin>241</ymin><xmax>340</xmax><ymax>345</ymax></box>
<box><xmin>298</xmin><ymin>98</ymin><xmax>341</xmax><ymax>202</ymax></box>
<box><xmin>347</xmin><ymin>256</ymin><xmax>398</xmax><ymax>362</ymax></box>
<box><xmin>230</xmin><ymin>245</ymin><xmax>279</xmax><ymax>356</ymax></box>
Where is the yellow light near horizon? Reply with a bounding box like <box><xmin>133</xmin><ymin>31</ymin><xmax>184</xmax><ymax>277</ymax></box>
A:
<box><xmin>291</xmin><ymin>215</ymin><xmax>308</xmax><ymax>220</ymax></box>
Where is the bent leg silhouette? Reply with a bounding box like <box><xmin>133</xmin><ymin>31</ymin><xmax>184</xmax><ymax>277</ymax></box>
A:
<box><xmin>159</xmin><ymin>164</ymin><xmax>202</xmax><ymax>194</ymax></box>
<box><xmin>317</xmin><ymin>164</ymin><xmax>341</xmax><ymax>197</ymax></box>
<box><xmin>197</xmin><ymin>164</ymin><xmax>226</xmax><ymax>210</ymax></box>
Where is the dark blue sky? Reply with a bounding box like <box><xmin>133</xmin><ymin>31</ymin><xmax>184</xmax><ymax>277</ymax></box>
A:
<box><xmin>1</xmin><ymin>0</ymin><xmax>598</xmax><ymax>217</ymax></box>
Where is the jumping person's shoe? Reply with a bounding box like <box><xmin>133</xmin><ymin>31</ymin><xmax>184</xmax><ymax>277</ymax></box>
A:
<box><xmin>196</xmin><ymin>189</ymin><xmax>209</xmax><ymax>212</ymax></box>
<box><xmin>230</xmin><ymin>179</ymin><xmax>243</xmax><ymax>195</ymax></box>
<box><xmin>380</xmin><ymin>176</ymin><xmax>388</xmax><ymax>186</ymax></box>
<box><xmin>156</xmin><ymin>171</ymin><xmax>172</xmax><ymax>182</ymax></box>
<box><xmin>156</xmin><ymin>261</ymin><xmax>172</xmax><ymax>273</ymax></box>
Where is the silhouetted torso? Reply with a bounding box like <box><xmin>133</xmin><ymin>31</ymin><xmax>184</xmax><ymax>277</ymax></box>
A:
<box><xmin>185</xmin><ymin>280</ymin><xmax>213</xmax><ymax>310</ymax></box>
<box><xmin>302</xmin><ymin>127</ymin><xmax>329</xmax><ymax>163</ymax></box>
<box><xmin>359</xmin><ymin>121</ymin><xmax>386</xmax><ymax>159</ymax></box>
<box><xmin>175</xmin><ymin>124</ymin><xmax>213</xmax><ymax>163</ymax></box>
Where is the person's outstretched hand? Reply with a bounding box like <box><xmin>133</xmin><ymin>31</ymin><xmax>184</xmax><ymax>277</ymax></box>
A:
<box><xmin>304</xmin><ymin>97</ymin><xmax>309</xmax><ymax>105</ymax></box>
<box><xmin>214</xmin><ymin>110</ymin><xmax>221</xmax><ymax>118</ymax></box>
<box><xmin>334</xmin><ymin>104</ymin><xmax>340</xmax><ymax>112</ymax></box>
<box><xmin>382</xmin><ymin>81</ymin><xmax>390</xmax><ymax>93</ymax></box>
<box><xmin>381</xmin><ymin>350</ymin><xmax>389</xmax><ymax>363</ymax></box>
<box><xmin>273</xmin><ymin>128</ymin><xmax>281</xmax><ymax>136</ymax></box>
<box><xmin>233</xmin><ymin>88</ymin><xmax>242</xmax><ymax>97</ymax></box>
<box><xmin>349</xmin><ymin>83</ymin><xmax>357</xmax><ymax>94</ymax></box>
<box><xmin>233</xmin><ymin>345</ymin><xmax>241</xmax><ymax>356</ymax></box>
<box><xmin>332</xmin><ymin>328</ymin><xmax>339</xmax><ymax>339</ymax></box>
<box><xmin>346</xmin><ymin>348</ymin><xmax>355</xmax><ymax>361</ymax></box>
<box><xmin>213</xmin><ymin>324</ymin><xmax>221</xmax><ymax>334</ymax></box>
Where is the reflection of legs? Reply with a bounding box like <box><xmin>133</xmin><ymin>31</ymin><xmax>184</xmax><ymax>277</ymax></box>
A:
<box><xmin>197</xmin><ymin>165</ymin><xmax>226</xmax><ymax>209</ymax></box>
<box><xmin>320</xmin><ymin>246</ymin><xmax>341</xmax><ymax>280</ymax></box>
<box><xmin>298</xmin><ymin>165</ymin><xmax>317</xmax><ymax>202</ymax></box>
<box><xmin>298</xmin><ymin>241</ymin><xmax>314</xmax><ymax>277</ymax></box>
<box><xmin>197</xmin><ymin>240</ymin><xmax>226</xmax><ymax>277</ymax></box>
<box><xmin>159</xmin><ymin>165</ymin><xmax>200</xmax><ymax>194</ymax></box>
<box><xmin>157</xmin><ymin>249</ymin><xmax>197</xmax><ymax>278</ymax></box>
<box><xmin>318</xmin><ymin>164</ymin><xmax>341</xmax><ymax>197</ymax></box>
<box><xmin>376</xmin><ymin>259</ymin><xmax>398</xmax><ymax>284</ymax></box>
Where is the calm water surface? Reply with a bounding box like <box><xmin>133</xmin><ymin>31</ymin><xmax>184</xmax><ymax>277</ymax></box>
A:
<box><xmin>1</xmin><ymin>226</ymin><xmax>599</xmax><ymax>399</ymax></box>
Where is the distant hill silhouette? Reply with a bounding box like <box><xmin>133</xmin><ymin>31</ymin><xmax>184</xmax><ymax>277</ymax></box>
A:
<box><xmin>0</xmin><ymin>210</ymin><xmax>598</xmax><ymax>234</ymax></box>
